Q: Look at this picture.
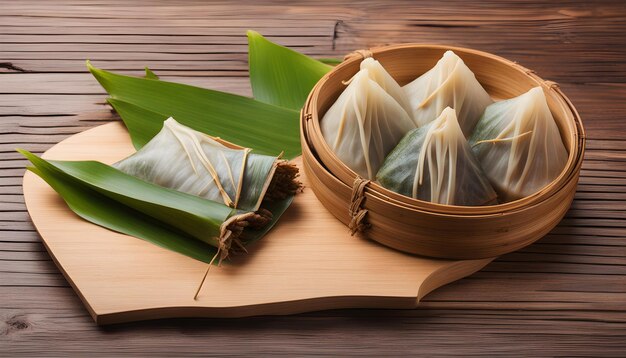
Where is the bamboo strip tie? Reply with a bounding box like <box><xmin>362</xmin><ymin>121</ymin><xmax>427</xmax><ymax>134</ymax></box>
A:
<box><xmin>344</xmin><ymin>49</ymin><xmax>373</xmax><ymax>61</ymax></box>
<box><xmin>348</xmin><ymin>177</ymin><xmax>371</xmax><ymax>235</ymax></box>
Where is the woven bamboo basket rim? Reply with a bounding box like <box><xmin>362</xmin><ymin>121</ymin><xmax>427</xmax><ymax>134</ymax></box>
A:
<box><xmin>302</xmin><ymin>43</ymin><xmax>585</xmax><ymax>216</ymax></box>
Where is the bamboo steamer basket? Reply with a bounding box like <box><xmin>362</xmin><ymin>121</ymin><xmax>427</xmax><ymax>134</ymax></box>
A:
<box><xmin>301</xmin><ymin>44</ymin><xmax>585</xmax><ymax>259</ymax></box>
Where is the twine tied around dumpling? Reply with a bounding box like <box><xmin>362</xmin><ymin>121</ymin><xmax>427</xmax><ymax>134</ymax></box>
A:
<box><xmin>348</xmin><ymin>177</ymin><xmax>371</xmax><ymax>235</ymax></box>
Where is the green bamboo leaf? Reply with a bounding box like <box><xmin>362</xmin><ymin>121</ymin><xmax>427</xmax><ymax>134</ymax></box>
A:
<box><xmin>22</xmin><ymin>150</ymin><xmax>233</xmax><ymax>246</ymax></box>
<box><xmin>27</xmin><ymin>164</ymin><xmax>222</xmax><ymax>263</ymax></box>
<box><xmin>21</xmin><ymin>150</ymin><xmax>291</xmax><ymax>262</ymax></box>
<box><xmin>144</xmin><ymin>67</ymin><xmax>159</xmax><ymax>80</ymax></box>
<box><xmin>106</xmin><ymin>98</ymin><xmax>168</xmax><ymax>150</ymax></box>
<box><xmin>247</xmin><ymin>30</ymin><xmax>332</xmax><ymax>110</ymax></box>
<box><xmin>318</xmin><ymin>58</ymin><xmax>343</xmax><ymax>66</ymax></box>
<box><xmin>23</xmin><ymin>153</ymin><xmax>220</xmax><ymax>263</ymax></box>
<box><xmin>87</xmin><ymin>61</ymin><xmax>301</xmax><ymax>159</ymax></box>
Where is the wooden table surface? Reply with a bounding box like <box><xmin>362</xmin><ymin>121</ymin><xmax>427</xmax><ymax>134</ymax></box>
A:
<box><xmin>2</xmin><ymin>1</ymin><xmax>625</xmax><ymax>356</ymax></box>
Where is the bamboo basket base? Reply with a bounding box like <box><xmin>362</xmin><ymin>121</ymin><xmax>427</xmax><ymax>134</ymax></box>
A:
<box><xmin>22</xmin><ymin>122</ymin><xmax>493</xmax><ymax>324</ymax></box>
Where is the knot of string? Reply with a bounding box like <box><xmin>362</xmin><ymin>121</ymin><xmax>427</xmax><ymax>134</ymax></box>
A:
<box><xmin>348</xmin><ymin>177</ymin><xmax>371</xmax><ymax>235</ymax></box>
<box><xmin>344</xmin><ymin>49</ymin><xmax>373</xmax><ymax>61</ymax></box>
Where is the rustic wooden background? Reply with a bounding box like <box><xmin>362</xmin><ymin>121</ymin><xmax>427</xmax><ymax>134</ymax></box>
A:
<box><xmin>2</xmin><ymin>0</ymin><xmax>626</xmax><ymax>356</ymax></box>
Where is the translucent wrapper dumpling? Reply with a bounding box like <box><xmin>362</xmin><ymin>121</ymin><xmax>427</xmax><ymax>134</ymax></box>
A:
<box><xmin>321</xmin><ymin>68</ymin><xmax>416</xmax><ymax>179</ymax></box>
<box><xmin>404</xmin><ymin>50</ymin><xmax>493</xmax><ymax>136</ymax></box>
<box><xmin>114</xmin><ymin>118</ymin><xmax>300</xmax><ymax>212</ymax></box>
<box><xmin>469</xmin><ymin>87</ymin><xmax>568</xmax><ymax>202</ymax></box>
<box><xmin>359</xmin><ymin>57</ymin><xmax>414</xmax><ymax>118</ymax></box>
<box><xmin>377</xmin><ymin>107</ymin><xmax>497</xmax><ymax>206</ymax></box>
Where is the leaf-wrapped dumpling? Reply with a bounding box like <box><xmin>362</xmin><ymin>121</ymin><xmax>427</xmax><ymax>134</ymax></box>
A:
<box><xmin>469</xmin><ymin>87</ymin><xmax>568</xmax><ymax>202</ymax></box>
<box><xmin>403</xmin><ymin>50</ymin><xmax>493</xmax><ymax>136</ymax></box>
<box><xmin>377</xmin><ymin>107</ymin><xmax>497</xmax><ymax>206</ymax></box>
<box><xmin>115</xmin><ymin>117</ymin><xmax>300</xmax><ymax>212</ymax></box>
<box><xmin>321</xmin><ymin>68</ymin><xmax>416</xmax><ymax>179</ymax></box>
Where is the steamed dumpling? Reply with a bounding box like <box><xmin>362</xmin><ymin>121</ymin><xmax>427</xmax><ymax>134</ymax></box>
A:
<box><xmin>114</xmin><ymin>118</ymin><xmax>280</xmax><ymax>212</ymax></box>
<box><xmin>359</xmin><ymin>57</ymin><xmax>414</xmax><ymax>119</ymax></box>
<box><xmin>377</xmin><ymin>107</ymin><xmax>497</xmax><ymax>206</ymax></box>
<box><xmin>321</xmin><ymin>68</ymin><xmax>416</xmax><ymax>179</ymax></box>
<box><xmin>469</xmin><ymin>87</ymin><xmax>568</xmax><ymax>202</ymax></box>
<box><xmin>404</xmin><ymin>50</ymin><xmax>493</xmax><ymax>136</ymax></box>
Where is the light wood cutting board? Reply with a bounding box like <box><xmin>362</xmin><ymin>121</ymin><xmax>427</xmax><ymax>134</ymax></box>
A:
<box><xmin>22</xmin><ymin>122</ymin><xmax>493</xmax><ymax>325</ymax></box>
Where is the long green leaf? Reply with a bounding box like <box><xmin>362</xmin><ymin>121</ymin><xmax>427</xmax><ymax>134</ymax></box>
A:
<box><xmin>144</xmin><ymin>67</ymin><xmax>159</xmax><ymax>80</ymax></box>
<box><xmin>318</xmin><ymin>58</ymin><xmax>343</xmax><ymax>66</ymax></box>
<box><xmin>87</xmin><ymin>61</ymin><xmax>301</xmax><ymax>159</ymax></box>
<box><xmin>21</xmin><ymin>150</ymin><xmax>292</xmax><ymax>263</ymax></box>
<box><xmin>22</xmin><ymin>150</ymin><xmax>234</xmax><ymax>246</ymax></box>
<box><xmin>247</xmin><ymin>30</ymin><xmax>332</xmax><ymax>110</ymax></box>
<box><xmin>32</xmin><ymin>166</ymin><xmax>226</xmax><ymax>263</ymax></box>
<box><xmin>24</xmin><ymin>155</ymin><xmax>221</xmax><ymax>263</ymax></box>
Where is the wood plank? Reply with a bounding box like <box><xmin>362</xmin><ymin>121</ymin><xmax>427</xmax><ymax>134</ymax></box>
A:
<box><xmin>20</xmin><ymin>121</ymin><xmax>493</xmax><ymax>324</ymax></box>
<box><xmin>1</xmin><ymin>0</ymin><xmax>625</xmax><ymax>355</ymax></box>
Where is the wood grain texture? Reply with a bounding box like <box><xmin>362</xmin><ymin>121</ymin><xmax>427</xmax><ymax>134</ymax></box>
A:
<box><xmin>1</xmin><ymin>0</ymin><xmax>625</xmax><ymax>356</ymax></box>
<box><xmin>22</xmin><ymin>121</ymin><xmax>491</xmax><ymax>324</ymax></box>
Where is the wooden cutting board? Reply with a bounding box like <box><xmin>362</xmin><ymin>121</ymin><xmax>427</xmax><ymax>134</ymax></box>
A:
<box><xmin>22</xmin><ymin>122</ymin><xmax>493</xmax><ymax>325</ymax></box>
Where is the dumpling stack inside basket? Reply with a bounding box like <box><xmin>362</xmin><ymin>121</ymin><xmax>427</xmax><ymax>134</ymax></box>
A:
<box><xmin>301</xmin><ymin>45</ymin><xmax>585</xmax><ymax>259</ymax></box>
